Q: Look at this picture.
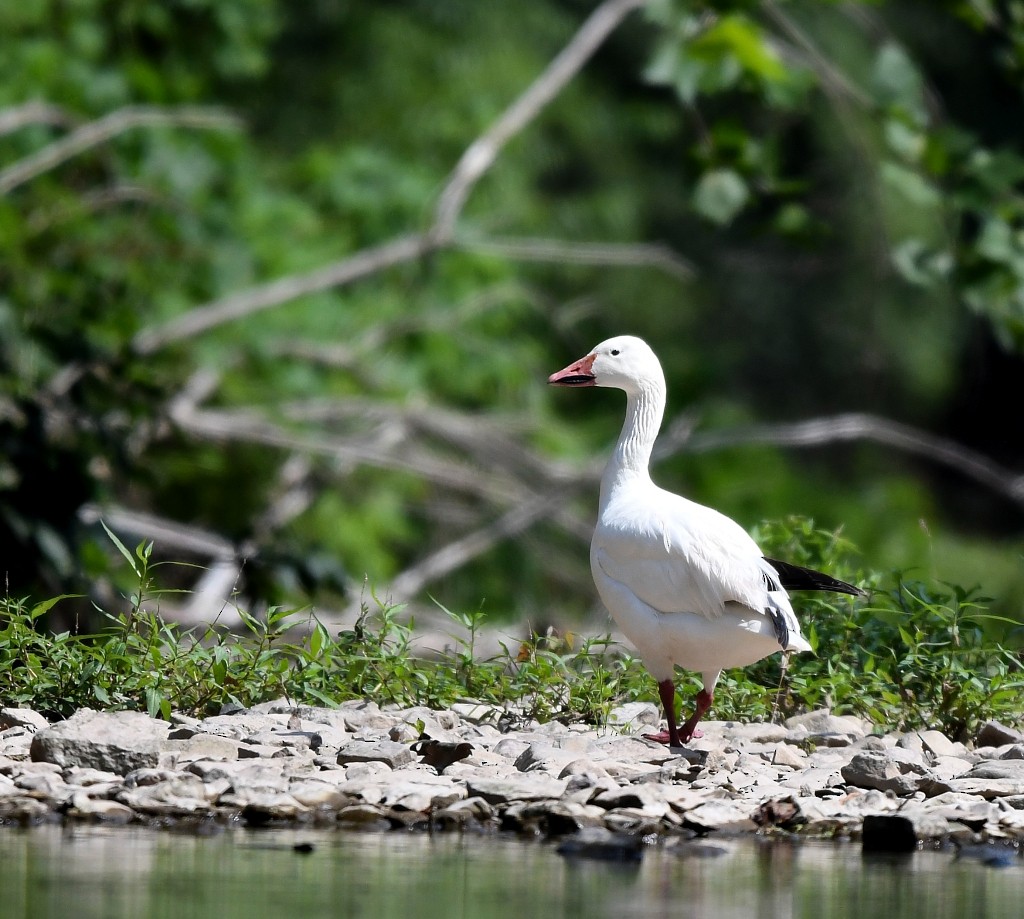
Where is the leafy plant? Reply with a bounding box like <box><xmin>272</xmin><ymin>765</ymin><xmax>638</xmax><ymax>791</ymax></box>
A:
<box><xmin>2</xmin><ymin>519</ymin><xmax>1020</xmax><ymax>740</ymax></box>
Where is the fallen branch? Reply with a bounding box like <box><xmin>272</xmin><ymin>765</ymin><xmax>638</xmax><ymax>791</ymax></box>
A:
<box><xmin>682</xmin><ymin>413</ymin><xmax>1024</xmax><ymax>507</ymax></box>
<box><xmin>0</xmin><ymin>105</ymin><xmax>242</xmax><ymax>196</ymax></box>
<box><xmin>132</xmin><ymin>234</ymin><xmax>429</xmax><ymax>355</ymax></box>
<box><xmin>431</xmin><ymin>0</ymin><xmax>649</xmax><ymax>243</ymax></box>
<box><xmin>456</xmin><ymin>235</ymin><xmax>694</xmax><ymax>280</ymax></box>
<box><xmin>130</xmin><ymin>0</ymin><xmax>655</xmax><ymax>355</ymax></box>
<box><xmin>0</xmin><ymin>102</ymin><xmax>73</xmax><ymax>137</ymax></box>
<box><xmin>383</xmin><ymin>490</ymin><xmax>566</xmax><ymax>610</ymax></box>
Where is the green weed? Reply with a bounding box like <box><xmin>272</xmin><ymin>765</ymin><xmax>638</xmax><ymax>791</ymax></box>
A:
<box><xmin>1</xmin><ymin>519</ymin><xmax>1020</xmax><ymax>739</ymax></box>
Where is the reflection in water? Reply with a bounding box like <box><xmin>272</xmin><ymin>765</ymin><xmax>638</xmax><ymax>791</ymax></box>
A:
<box><xmin>0</xmin><ymin>825</ymin><xmax>1021</xmax><ymax>919</ymax></box>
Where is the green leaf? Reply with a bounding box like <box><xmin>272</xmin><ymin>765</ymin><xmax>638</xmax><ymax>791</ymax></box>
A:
<box><xmin>145</xmin><ymin>687</ymin><xmax>164</xmax><ymax>719</ymax></box>
<box><xmin>880</xmin><ymin>162</ymin><xmax>940</xmax><ymax>207</ymax></box>
<box><xmin>692</xmin><ymin>168</ymin><xmax>749</xmax><ymax>225</ymax></box>
<box><xmin>694</xmin><ymin>14</ymin><xmax>787</xmax><ymax>84</ymax></box>
<box><xmin>29</xmin><ymin>595</ymin><xmax>81</xmax><ymax>620</ymax></box>
<box><xmin>100</xmin><ymin>521</ymin><xmax>141</xmax><ymax>577</ymax></box>
<box><xmin>873</xmin><ymin>42</ymin><xmax>925</xmax><ymax>116</ymax></box>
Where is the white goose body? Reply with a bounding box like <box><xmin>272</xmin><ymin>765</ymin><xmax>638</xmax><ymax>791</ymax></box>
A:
<box><xmin>549</xmin><ymin>335</ymin><xmax>860</xmax><ymax>746</ymax></box>
<box><xmin>593</xmin><ymin>483</ymin><xmax>807</xmax><ymax>680</ymax></box>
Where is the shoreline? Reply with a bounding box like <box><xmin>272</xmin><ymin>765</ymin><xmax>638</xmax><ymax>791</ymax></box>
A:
<box><xmin>2</xmin><ymin>702</ymin><xmax>1023</xmax><ymax>854</ymax></box>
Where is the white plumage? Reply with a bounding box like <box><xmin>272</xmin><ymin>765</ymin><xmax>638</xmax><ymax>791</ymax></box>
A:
<box><xmin>549</xmin><ymin>335</ymin><xmax>861</xmax><ymax>747</ymax></box>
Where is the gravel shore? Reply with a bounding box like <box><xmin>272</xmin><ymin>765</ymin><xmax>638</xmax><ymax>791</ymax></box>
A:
<box><xmin>2</xmin><ymin>702</ymin><xmax>1024</xmax><ymax>854</ymax></box>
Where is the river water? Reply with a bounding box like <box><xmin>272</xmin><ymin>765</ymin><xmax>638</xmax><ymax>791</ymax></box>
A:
<box><xmin>1</xmin><ymin>825</ymin><xmax>1021</xmax><ymax>919</ymax></box>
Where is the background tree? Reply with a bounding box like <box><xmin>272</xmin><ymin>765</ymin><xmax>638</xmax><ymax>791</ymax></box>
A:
<box><xmin>1</xmin><ymin>0</ymin><xmax>1022</xmax><ymax>636</ymax></box>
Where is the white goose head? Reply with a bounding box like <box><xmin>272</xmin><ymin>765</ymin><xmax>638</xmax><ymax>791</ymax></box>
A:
<box><xmin>547</xmin><ymin>335</ymin><xmax>665</xmax><ymax>395</ymax></box>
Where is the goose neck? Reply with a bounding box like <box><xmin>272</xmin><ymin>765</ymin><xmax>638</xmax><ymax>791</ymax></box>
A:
<box><xmin>605</xmin><ymin>383</ymin><xmax>664</xmax><ymax>486</ymax></box>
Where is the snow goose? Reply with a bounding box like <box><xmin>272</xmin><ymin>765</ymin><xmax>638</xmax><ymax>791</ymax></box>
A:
<box><xmin>548</xmin><ymin>335</ymin><xmax>863</xmax><ymax>747</ymax></box>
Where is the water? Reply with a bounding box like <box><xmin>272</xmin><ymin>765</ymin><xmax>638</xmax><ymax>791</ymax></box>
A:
<box><xmin>0</xmin><ymin>825</ymin><xmax>1021</xmax><ymax>919</ymax></box>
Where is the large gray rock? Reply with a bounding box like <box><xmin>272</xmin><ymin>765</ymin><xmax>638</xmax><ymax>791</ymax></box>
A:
<box><xmin>337</xmin><ymin>740</ymin><xmax>415</xmax><ymax>768</ymax></box>
<box><xmin>785</xmin><ymin>709</ymin><xmax>869</xmax><ymax>743</ymax></box>
<box><xmin>0</xmin><ymin>708</ymin><xmax>50</xmax><ymax>732</ymax></box>
<box><xmin>976</xmin><ymin>720</ymin><xmax>1024</xmax><ymax>748</ymax></box>
<box><xmin>30</xmin><ymin>710</ymin><xmax>169</xmax><ymax>775</ymax></box>
<box><xmin>466</xmin><ymin>774</ymin><xmax>567</xmax><ymax>804</ymax></box>
<box><xmin>841</xmin><ymin>751</ymin><xmax>919</xmax><ymax>795</ymax></box>
<box><xmin>606</xmin><ymin>702</ymin><xmax>660</xmax><ymax>732</ymax></box>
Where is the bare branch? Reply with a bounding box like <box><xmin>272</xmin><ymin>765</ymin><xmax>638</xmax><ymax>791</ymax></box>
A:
<box><xmin>169</xmin><ymin>402</ymin><xmax>532</xmax><ymax>505</ymax></box>
<box><xmin>0</xmin><ymin>105</ymin><xmax>243</xmax><ymax>196</ymax></box>
<box><xmin>78</xmin><ymin>504</ymin><xmax>236</xmax><ymax>558</ymax></box>
<box><xmin>431</xmin><ymin>0</ymin><xmax>648</xmax><ymax>243</ymax></box>
<box><xmin>0</xmin><ymin>102</ymin><xmax>74</xmax><ymax>137</ymax></box>
<box><xmin>130</xmin><ymin>1</ymin><xmax>652</xmax><ymax>355</ymax></box>
<box><xmin>384</xmin><ymin>490</ymin><xmax>563</xmax><ymax>607</ymax></box>
<box><xmin>90</xmin><ymin>396</ymin><xmax>1024</xmax><ymax>623</ymax></box>
<box><xmin>272</xmin><ymin>280</ymin><xmax>534</xmax><ymax>368</ymax></box>
<box><xmin>131</xmin><ymin>233</ymin><xmax>429</xmax><ymax>355</ymax></box>
<box><xmin>681</xmin><ymin>413</ymin><xmax>1024</xmax><ymax>507</ymax></box>
<box><xmin>379</xmin><ymin>410</ymin><xmax>1024</xmax><ymax>604</ymax></box>
<box><xmin>456</xmin><ymin>235</ymin><xmax>695</xmax><ymax>281</ymax></box>
<box><xmin>761</xmin><ymin>1</ymin><xmax>872</xmax><ymax>108</ymax></box>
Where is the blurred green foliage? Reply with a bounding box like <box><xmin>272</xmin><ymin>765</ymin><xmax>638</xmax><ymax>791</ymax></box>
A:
<box><xmin>1</xmin><ymin>0</ymin><xmax>1022</xmax><ymax>628</ymax></box>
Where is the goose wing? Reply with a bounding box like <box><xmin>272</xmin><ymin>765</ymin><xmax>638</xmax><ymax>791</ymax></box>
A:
<box><xmin>593</xmin><ymin>488</ymin><xmax>779</xmax><ymax>621</ymax></box>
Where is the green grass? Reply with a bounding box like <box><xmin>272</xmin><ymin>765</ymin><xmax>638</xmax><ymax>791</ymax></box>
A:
<box><xmin>1</xmin><ymin>519</ymin><xmax>1022</xmax><ymax>741</ymax></box>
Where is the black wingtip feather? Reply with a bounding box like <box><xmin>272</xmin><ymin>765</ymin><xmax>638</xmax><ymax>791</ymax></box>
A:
<box><xmin>764</xmin><ymin>602</ymin><xmax>789</xmax><ymax>649</ymax></box>
<box><xmin>764</xmin><ymin>558</ymin><xmax>865</xmax><ymax>597</ymax></box>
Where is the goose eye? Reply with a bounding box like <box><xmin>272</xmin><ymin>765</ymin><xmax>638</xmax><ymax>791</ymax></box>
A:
<box><xmin>611</xmin><ymin>349</ymin><xmax>620</xmax><ymax>356</ymax></box>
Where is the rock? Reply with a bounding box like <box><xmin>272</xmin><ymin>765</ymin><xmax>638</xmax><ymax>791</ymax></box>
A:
<box><xmin>239</xmin><ymin>794</ymin><xmax>309</xmax><ymax>825</ymax></box>
<box><xmin>449</xmin><ymin>702</ymin><xmax>505</xmax><ymax>724</ymax></box>
<box><xmin>592</xmin><ymin>735</ymin><xmax>680</xmax><ymax>765</ymax></box>
<box><xmin>62</xmin><ymin>766</ymin><xmax>122</xmax><ymax>787</ymax></box>
<box><xmin>31</xmin><ymin>710</ymin><xmax>169</xmax><ymax>775</ymax></box>
<box><xmin>771</xmin><ymin>743</ymin><xmax>807</xmax><ymax>769</ymax></box>
<box><xmin>5</xmin><ymin>698</ymin><xmax>1023</xmax><ymax>846</ymax></box>
<box><xmin>559</xmin><ymin>759</ymin><xmax>611</xmax><ymax>781</ymax></box>
<box><xmin>466</xmin><ymin>775</ymin><xmax>567</xmax><ymax>805</ymax></box>
<box><xmin>335</xmin><ymin>804</ymin><xmax>392</xmax><ymax>830</ymax></box>
<box><xmin>841</xmin><ymin>752</ymin><xmax>918</xmax><ymax>795</ymax></box>
<box><xmin>785</xmin><ymin>709</ymin><xmax>868</xmax><ymax>740</ymax></box>
<box><xmin>722</xmin><ymin>722</ymin><xmax>789</xmax><ymax>744</ymax></box>
<box><xmin>336</xmin><ymin>740</ymin><xmax>415</xmax><ymax>769</ymax></box>
<box><xmin>967</xmin><ymin>760</ymin><xmax>1024</xmax><ymax>781</ymax></box>
<box><xmin>606</xmin><ymin>703</ymin><xmax>660</xmax><ymax>732</ymax></box>
<box><xmin>861</xmin><ymin>814</ymin><xmax>917</xmax><ymax>853</ymax></box>
<box><xmin>14</xmin><ymin>770</ymin><xmax>71</xmax><ymax>803</ymax></box>
<box><xmin>683</xmin><ymin>800</ymin><xmax>756</xmax><ymax>833</ymax></box>
<box><xmin>590</xmin><ymin>785</ymin><xmax>669</xmax><ymax>816</ymax></box>
<box><xmin>915</xmin><ymin>730</ymin><xmax>965</xmax><ymax>759</ymax></box>
<box><xmin>0</xmin><ymin>727</ymin><xmax>36</xmax><ymax>759</ymax></box>
<box><xmin>993</xmin><ymin>745</ymin><xmax>1024</xmax><ymax>760</ymax></box>
<box><xmin>67</xmin><ymin>792</ymin><xmax>135</xmax><ymax>823</ymax></box>
<box><xmin>432</xmin><ymin>796</ymin><xmax>496</xmax><ymax>829</ymax></box>
<box><xmin>976</xmin><ymin>721</ymin><xmax>1024</xmax><ymax>748</ymax></box>
<box><xmin>160</xmin><ymin>735</ymin><xmax>240</xmax><ymax>767</ymax></box>
<box><xmin>930</xmin><ymin>756</ymin><xmax>973</xmax><ymax>780</ymax></box>
<box><xmin>0</xmin><ymin>796</ymin><xmax>54</xmax><ymax>823</ymax></box>
<box><xmin>514</xmin><ymin>743</ymin><xmax>582</xmax><ymax>774</ymax></box>
<box><xmin>0</xmin><ymin>708</ymin><xmax>50</xmax><ymax>732</ymax></box>
<box><xmin>116</xmin><ymin>774</ymin><xmax>213</xmax><ymax>816</ymax></box>
<box><xmin>779</xmin><ymin>765</ymin><xmax>845</xmax><ymax>795</ymax></box>
<box><xmin>287</xmin><ymin>779</ymin><xmax>352</xmax><ymax>809</ymax></box>
<box><xmin>895</xmin><ymin>732</ymin><xmax>924</xmax><ymax>752</ymax></box>
<box><xmin>556</xmin><ymin>827</ymin><xmax>645</xmax><ymax>862</ymax></box>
